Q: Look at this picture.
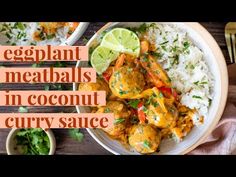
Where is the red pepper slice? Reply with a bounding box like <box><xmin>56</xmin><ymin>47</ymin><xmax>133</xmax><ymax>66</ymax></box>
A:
<box><xmin>102</xmin><ymin>72</ymin><xmax>111</xmax><ymax>82</ymax></box>
<box><xmin>159</xmin><ymin>86</ymin><xmax>172</xmax><ymax>94</ymax></box>
<box><xmin>172</xmin><ymin>90</ymin><xmax>178</xmax><ymax>99</ymax></box>
<box><xmin>137</xmin><ymin>102</ymin><xmax>146</xmax><ymax>123</ymax></box>
<box><xmin>159</xmin><ymin>86</ymin><xmax>178</xmax><ymax>100</ymax></box>
<box><xmin>102</xmin><ymin>67</ymin><xmax>114</xmax><ymax>83</ymax></box>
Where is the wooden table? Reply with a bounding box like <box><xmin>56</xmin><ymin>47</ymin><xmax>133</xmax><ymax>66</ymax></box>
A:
<box><xmin>0</xmin><ymin>22</ymin><xmax>232</xmax><ymax>155</ymax></box>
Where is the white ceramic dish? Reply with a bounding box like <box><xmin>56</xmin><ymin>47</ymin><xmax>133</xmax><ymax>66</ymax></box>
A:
<box><xmin>6</xmin><ymin>128</ymin><xmax>56</xmax><ymax>155</ymax></box>
<box><xmin>62</xmin><ymin>22</ymin><xmax>89</xmax><ymax>46</ymax></box>
<box><xmin>0</xmin><ymin>22</ymin><xmax>89</xmax><ymax>46</ymax></box>
<box><xmin>73</xmin><ymin>22</ymin><xmax>228</xmax><ymax>155</ymax></box>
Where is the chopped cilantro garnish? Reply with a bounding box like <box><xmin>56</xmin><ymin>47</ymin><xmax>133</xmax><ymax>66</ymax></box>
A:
<box><xmin>128</xmin><ymin>23</ymin><xmax>157</xmax><ymax>35</ymax></box>
<box><xmin>16</xmin><ymin>22</ymin><xmax>25</xmax><ymax>30</ymax></box>
<box><xmin>159</xmin><ymin>41</ymin><xmax>169</xmax><ymax>45</ymax></box>
<box><xmin>128</xmin><ymin>100</ymin><xmax>140</xmax><ymax>109</ymax></box>
<box><xmin>46</xmin><ymin>34</ymin><xmax>55</xmax><ymax>40</ymax></box>
<box><xmin>183</xmin><ymin>41</ymin><xmax>190</xmax><ymax>51</ymax></box>
<box><xmin>15</xmin><ymin>128</ymin><xmax>50</xmax><ymax>155</ymax></box>
<box><xmin>114</xmin><ymin>118</ymin><xmax>125</xmax><ymax>124</ymax></box>
<box><xmin>68</xmin><ymin>129</ymin><xmax>84</xmax><ymax>142</ymax></box>
<box><xmin>153</xmin><ymin>102</ymin><xmax>159</xmax><ymax>107</ymax></box>
<box><xmin>104</xmin><ymin>108</ymin><xmax>111</xmax><ymax>113</ymax></box>
<box><xmin>158</xmin><ymin>92</ymin><xmax>164</xmax><ymax>98</ymax></box>
<box><xmin>5</xmin><ymin>33</ymin><xmax>12</xmax><ymax>39</ymax></box>
<box><xmin>119</xmin><ymin>90</ymin><xmax>128</xmax><ymax>95</ymax></box>
<box><xmin>143</xmin><ymin>140</ymin><xmax>150</xmax><ymax>149</ymax></box>
<box><xmin>192</xmin><ymin>95</ymin><xmax>202</xmax><ymax>99</ymax></box>
<box><xmin>209</xmin><ymin>98</ymin><xmax>212</xmax><ymax>106</ymax></box>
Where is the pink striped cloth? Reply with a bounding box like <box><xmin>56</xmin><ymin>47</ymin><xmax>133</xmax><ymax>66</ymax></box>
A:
<box><xmin>188</xmin><ymin>103</ymin><xmax>236</xmax><ymax>154</ymax></box>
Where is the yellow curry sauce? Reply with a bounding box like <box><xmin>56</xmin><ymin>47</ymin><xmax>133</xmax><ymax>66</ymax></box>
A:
<box><xmin>78</xmin><ymin>37</ymin><xmax>203</xmax><ymax>154</ymax></box>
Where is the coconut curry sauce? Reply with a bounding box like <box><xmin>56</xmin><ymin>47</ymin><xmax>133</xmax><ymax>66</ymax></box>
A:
<box><xmin>78</xmin><ymin>39</ymin><xmax>204</xmax><ymax>154</ymax></box>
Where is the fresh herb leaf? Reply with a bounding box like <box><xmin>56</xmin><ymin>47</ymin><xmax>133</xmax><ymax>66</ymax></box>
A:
<box><xmin>161</xmin><ymin>45</ymin><xmax>167</xmax><ymax>51</ymax></box>
<box><xmin>82</xmin><ymin>37</ymin><xmax>89</xmax><ymax>43</ymax></box>
<box><xmin>16</xmin><ymin>22</ymin><xmax>25</xmax><ymax>30</ymax></box>
<box><xmin>38</xmin><ymin>31</ymin><xmax>46</xmax><ymax>40</ymax></box>
<box><xmin>128</xmin><ymin>23</ymin><xmax>148</xmax><ymax>34</ymax></box>
<box><xmin>192</xmin><ymin>95</ymin><xmax>202</xmax><ymax>99</ymax></box>
<box><xmin>89</xmin><ymin>46</ymin><xmax>95</xmax><ymax>56</ymax></box>
<box><xmin>32</xmin><ymin>61</ymin><xmax>45</xmax><ymax>68</ymax></box>
<box><xmin>173</xmin><ymin>34</ymin><xmax>179</xmax><ymax>43</ymax></box>
<box><xmin>141</xmin><ymin>57</ymin><xmax>148</xmax><ymax>62</ymax></box>
<box><xmin>143</xmin><ymin>140</ymin><xmax>150</xmax><ymax>149</ymax></box>
<box><xmin>128</xmin><ymin>100</ymin><xmax>140</xmax><ymax>109</ymax></box>
<box><xmin>46</xmin><ymin>34</ymin><xmax>55</xmax><ymax>40</ymax></box>
<box><xmin>52</xmin><ymin>61</ymin><xmax>67</xmax><ymax>67</ymax></box>
<box><xmin>194</xmin><ymin>81</ymin><xmax>208</xmax><ymax>85</ymax></box>
<box><xmin>158</xmin><ymin>92</ymin><xmax>164</xmax><ymax>98</ymax></box>
<box><xmin>209</xmin><ymin>98</ymin><xmax>212</xmax><ymax>106</ymax></box>
<box><xmin>159</xmin><ymin>41</ymin><xmax>169</xmax><ymax>45</ymax></box>
<box><xmin>119</xmin><ymin>90</ymin><xmax>128</xmax><ymax>95</ymax></box>
<box><xmin>185</xmin><ymin>63</ymin><xmax>195</xmax><ymax>70</ymax></box>
<box><xmin>183</xmin><ymin>41</ymin><xmax>190</xmax><ymax>51</ymax></box>
<box><xmin>18</xmin><ymin>106</ymin><xmax>28</xmax><ymax>113</ymax></box>
<box><xmin>68</xmin><ymin>129</ymin><xmax>84</xmax><ymax>142</ymax></box>
<box><xmin>142</xmin><ymin>106</ymin><xmax>148</xmax><ymax>113</ymax></box>
<box><xmin>51</xmin><ymin>83</ymin><xmax>67</xmax><ymax>90</ymax></box>
<box><xmin>149</xmin><ymin>51</ymin><xmax>162</xmax><ymax>58</ymax></box>
<box><xmin>128</xmin><ymin>23</ymin><xmax>157</xmax><ymax>35</ymax></box>
<box><xmin>171</xmin><ymin>55</ymin><xmax>179</xmax><ymax>65</ymax></box>
<box><xmin>114</xmin><ymin>118</ymin><xmax>125</xmax><ymax>124</ymax></box>
<box><xmin>5</xmin><ymin>33</ymin><xmax>12</xmax><ymax>39</ymax></box>
<box><xmin>0</xmin><ymin>28</ymin><xmax>6</xmax><ymax>32</ymax></box>
<box><xmin>30</xmin><ymin>42</ymin><xmax>36</xmax><ymax>46</ymax></box>
<box><xmin>190</xmin><ymin>64</ymin><xmax>195</xmax><ymax>69</ymax></box>
<box><xmin>153</xmin><ymin>102</ymin><xmax>159</xmax><ymax>107</ymax></box>
<box><xmin>200</xmin><ymin>81</ymin><xmax>208</xmax><ymax>84</ymax></box>
<box><xmin>104</xmin><ymin>108</ymin><xmax>111</xmax><ymax>113</ymax></box>
<box><xmin>44</xmin><ymin>85</ymin><xmax>50</xmax><ymax>91</ymax></box>
<box><xmin>15</xmin><ymin>128</ymin><xmax>50</xmax><ymax>155</ymax></box>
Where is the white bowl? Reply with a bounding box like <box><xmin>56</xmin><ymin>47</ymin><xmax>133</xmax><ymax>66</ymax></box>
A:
<box><xmin>61</xmin><ymin>22</ymin><xmax>89</xmax><ymax>46</ymax></box>
<box><xmin>6</xmin><ymin>128</ymin><xmax>56</xmax><ymax>155</ymax></box>
<box><xmin>0</xmin><ymin>22</ymin><xmax>89</xmax><ymax>46</ymax></box>
<box><xmin>73</xmin><ymin>22</ymin><xmax>228</xmax><ymax>155</ymax></box>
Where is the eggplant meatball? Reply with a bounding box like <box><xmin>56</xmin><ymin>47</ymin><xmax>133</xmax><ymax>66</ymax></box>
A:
<box><xmin>78</xmin><ymin>77</ymin><xmax>110</xmax><ymax>97</ymax></box>
<box><xmin>109</xmin><ymin>66</ymin><xmax>145</xmax><ymax>99</ymax></box>
<box><xmin>146</xmin><ymin>103</ymin><xmax>178</xmax><ymax>129</ymax></box>
<box><xmin>128</xmin><ymin>124</ymin><xmax>161</xmax><ymax>154</ymax></box>
<box><xmin>96</xmin><ymin>101</ymin><xmax>130</xmax><ymax>139</ymax></box>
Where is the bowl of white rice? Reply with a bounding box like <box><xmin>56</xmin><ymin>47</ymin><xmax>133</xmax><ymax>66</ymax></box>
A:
<box><xmin>73</xmin><ymin>22</ymin><xmax>228</xmax><ymax>154</ymax></box>
<box><xmin>0</xmin><ymin>22</ymin><xmax>89</xmax><ymax>46</ymax></box>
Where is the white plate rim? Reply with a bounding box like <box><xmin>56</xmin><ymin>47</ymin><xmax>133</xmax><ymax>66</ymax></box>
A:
<box><xmin>73</xmin><ymin>22</ymin><xmax>228</xmax><ymax>155</ymax></box>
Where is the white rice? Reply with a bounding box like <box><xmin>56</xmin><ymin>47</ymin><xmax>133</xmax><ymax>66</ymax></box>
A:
<box><xmin>145</xmin><ymin>23</ymin><xmax>214</xmax><ymax>118</ymax></box>
<box><xmin>0</xmin><ymin>22</ymin><xmax>69</xmax><ymax>46</ymax></box>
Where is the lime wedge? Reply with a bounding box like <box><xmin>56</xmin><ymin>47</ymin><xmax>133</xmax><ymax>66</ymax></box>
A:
<box><xmin>101</xmin><ymin>28</ymin><xmax>140</xmax><ymax>57</ymax></box>
<box><xmin>91</xmin><ymin>45</ymin><xmax>119</xmax><ymax>75</ymax></box>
